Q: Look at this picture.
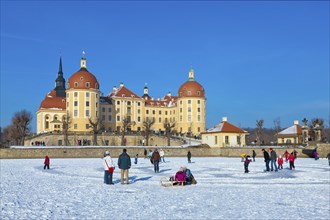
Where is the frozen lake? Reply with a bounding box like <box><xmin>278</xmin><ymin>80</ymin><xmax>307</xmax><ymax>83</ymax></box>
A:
<box><xmin>1</xmin><ymin>156</ymin><xmax>329</xmax><ymax>219</ymax></box>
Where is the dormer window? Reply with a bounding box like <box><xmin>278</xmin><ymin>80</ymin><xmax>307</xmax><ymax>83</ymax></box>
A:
<box><xmin>74</xmin><ymin>82</ymin><xmax>78</xmax><ymax>87</ymax></box>
<box><xmin>197</xmin><ymin>91</ymin><xmax>200</xmax><ymax>96</ymax></box>
<box><xmin>95</xmin><ymin>83</ymin><xmax>99</xmax><ymax>89</ymax></box>
<box><xmin>80</xmin><ymin>77</ymin><xmax>84</xmax><ymax>81</ymax></box>
<box><xmin>86</xmin><ymin>82</ymin><xmax>90</xmax><ymax>88</ymax></box>
<box><xmin>188</xmin><ymin>91</ymin><xmax>191</xmax><ymax>96</ymax></box>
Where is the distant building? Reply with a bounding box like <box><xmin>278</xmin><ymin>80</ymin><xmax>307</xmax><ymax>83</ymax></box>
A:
<box><xmin>276</xmin><ymin>120</ymin><xmax>303</xmax><ymax>145</ymax></box>
<box><xmin>201</xmin><ymin>117</ymin><xmax>249</xmax><ymax>147</ymax></box>
<box><xmin>36</xmin><ymin>53</ymin><xmax>206</xmax><ymax>137</ymax></box>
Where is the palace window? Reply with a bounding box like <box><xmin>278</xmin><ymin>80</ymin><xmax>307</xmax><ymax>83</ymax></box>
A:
<box><xmin>188</xmin><ymin>115</ymin><xmax>191</xmax><ymax>122</ymax></box>
<box><xmin>159</xmin><ymin>111</ymin><xmax>161</xmax><ymax>115</ymax></box>
<box><xmin>86</xmin><ymin>92</ymin><xmax>90</xmax><ymax>97</ymax></box>
<box><xmin>86</xmin><ymin>110</ymin><xmax>89</xmax><ymax>117</ymax></box>
<box><xmin>74</xmin><ymin>92</ymin><xmax>78</xmax><ymax>97</ymax></box>
<box><xmin>102</xmin><ymin>107</ymin><xmax>105</xmax><ymax>113</ymax></box>
<box><xmin>152</xmin><ymin>110</ymin><xmax>155</xmax><ymax>115</ymax></box>
<box><xmin>146</xmin><ymin>110</ymin><xmax>149</xmax><ymax>114</ymax></box>
<box><xmin>74</xmin><ymin>110</ymin><xmax>78</xmax><ymax>117</ymax></box>
<box><xmin>108</xmin><ymin>115</ymin><xmax>112</xmax><ymax>121</ymax></box>
<box><xmin>159</xmin><ymin>117</ymin><xmax>161</xmax><ymax>123</ymax></box>
<box><xmin>188</xmin><ymin>107</ymin><xmax>191</xmax><ymax>112</ymax></box>
<box><xmin>74</xmin><ymin>101</ymin><xmax>78</xmax><ymax>107</ymax></box>
<box><xmin>117</xmin><ymin>101</ymin><xmax>120</xmax><ymax>105</ymax></box>
<box><xmin>86</xmin><ymin>101</ymin><xmax>89</xmax><ymax>107</ymax></box>
<box><xmin>188</xmin><ymin>100</ymin><xmax>191</xmax><ymax>104</ymax></box>
<box><xmin>117</xmin><ymin>116</ymin><xmax>120</xmax><ymax>121</ymax></box>
<box><xmin>225</xmin><ymin>136</ymin><xmax>229</xmax><ymax>144</ymax></box>
<box><xmin>237</xmin><ymin>136</ymin><xmax>241</xmax><ymax>145</ymax></box>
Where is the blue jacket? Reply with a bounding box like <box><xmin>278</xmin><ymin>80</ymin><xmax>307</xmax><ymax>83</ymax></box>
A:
<box><xmin>118</xmin><ymin>152</ymin><xmax>131</xmax><ymax>169</ymax></box>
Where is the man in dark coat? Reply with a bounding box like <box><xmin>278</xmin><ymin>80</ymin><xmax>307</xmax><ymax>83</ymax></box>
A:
<box><xmin>187</xmin><ymin>151</ymin><xmax>192</xmax><ymax>163</ymax></box>
<box><xmin>151</xmin><ymin>148</ymin><xmax>161</xmax><ymax>173</ymax></box>
<box><xmin>262</xmin><ymin>149</ymin><xmax>270</xmax><ymax>172</ymax></box>
<box><xmin>118</xmin><ymin>148</ymin><xmax>131</xmax><ymax>184</ymax></box>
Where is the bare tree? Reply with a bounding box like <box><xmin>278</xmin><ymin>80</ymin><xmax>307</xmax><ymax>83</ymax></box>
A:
<box><xmin>2</xmin><ymin>125</ymin><xmax>17</xmax><ymax>147</ymax></box>
<box><xmin>164</xmin><ymin>122</ymin><xmax>175</xmax><ymax>146</ymax></box>
<box><xmin>11</xmin><ymin>110</ymin><xmax>32</xmax><ymax>145</ymax></box>
<box><xmin>255</xmin><ymin>119</ymin><xmax>264</xmax><ymax>146</ymax></box>
<box><xmin>62</xmin><ymin>114</ymin><xmax>71</xmax><ymax>146</ymax></box>
<box><xmin>273</xmin><ymin>117</ymin><xmax>281</xmax><ymax>134</ymax></box>
<box><xmin>143</xmin><ymin>117</ymin><xmax>155</xmax><ymax>146</ymax></box>
<box><xmin>121</xmin><ymin>115</ymin><xmax>132</xmax><ymax>146</ymax></box>
<box><xmin>89</xmin><ymin>117</ymin><xmax>104</xmax><ymax>146</ymax></box>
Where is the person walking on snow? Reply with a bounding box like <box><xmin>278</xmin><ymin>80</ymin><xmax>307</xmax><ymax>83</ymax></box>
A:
<box><xmin>103</xmin><ymin>151</ymin><xmax>114</xmax><ymax>185</ymax></box>
<box><xmin>159</xmin><ymin>149</ymin><xmax>165</xmax><ymax>163</ymax></box>
<box><xmin>187</xmin><ymin>151</ymin><xmax>192</xmax><ymax>163</ymax></box>
<box><xmin>262</xmin><ymin>149</ymin><xmax>270</xmax><ymax>172</ymax></box>
<box><xmin>277</xmin><ymin>155</ymin><xmax>284</xmax><ymax>170</ymax></box>
<box><xmin>288</xmin><ymin>152</ymin><xmax>295</xmax><ymax>170</ymax></box>
<box><xmin>118</xmin><ymin>149</ymin><xmax>131</xmax><ymax>184</ymax></box>
<box><xmin>44</xmin><ymin>155</ymin><xmax>50</xmax><ymax>169</ymax></box>
<box><xmin>244</xmin><ymin>155</ymin><xmax>252</xmax><ymax>173</ymax></box>
<box><xmin>252</xmin><ymin>150</ymin><xmax>256</xmax><ymax>162</ymax></box>
<box><xmin>151</xmin><ymin>148</ymin><xmax>161</xmax><ymax>173</ymax></box>
<box><xmin>270</xmin><ymin>148</ymin><xmax>278</xmax><ymax>172</ymax></box>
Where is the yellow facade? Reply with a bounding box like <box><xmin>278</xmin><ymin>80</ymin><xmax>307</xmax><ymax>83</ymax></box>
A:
<box><xmin>37</xmin><ymin>56</ymin><xmax>206</xmax><ymax>137</ymax></box>
<box><xmin>36</xmin><ymin>109</ymin><xmax>66</xmax><ymax>134</ymax></box>
<box><xmin>202</xmin><ymin>132</ymin><xmax>248</xmax><ymax>148</ymax></box>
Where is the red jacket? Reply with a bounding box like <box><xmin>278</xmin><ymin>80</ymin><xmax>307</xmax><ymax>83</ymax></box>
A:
<box><xmin>288</xmin><ymin>154</ymin><xmax>295</xmax><ymax>162</ymax></box>
<box><xmin>278</xmin><ymin>157</ymin><xmax>283</xmax><ymax>165</ymax></box>
<box><xmin>44</xmin><ymin>156</ymin><xmax>50</xmax><ymax>165</ymax></box>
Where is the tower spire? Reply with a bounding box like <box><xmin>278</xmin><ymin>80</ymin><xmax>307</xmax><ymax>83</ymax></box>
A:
<box><xmin>55</xmin><ymin>54</ymin><xmax>66</xmax><ymax>97</ymax></box>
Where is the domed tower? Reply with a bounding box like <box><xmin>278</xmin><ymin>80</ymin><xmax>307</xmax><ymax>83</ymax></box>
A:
<box><xmin>66</xmin><ymin>52</ymin><xmax>100</xmax><ymax>132</ymax></box>
<box><xmin>177</xmin><ymin>67</ymin><xmax>206</xmax><ymax>136</ymax></box>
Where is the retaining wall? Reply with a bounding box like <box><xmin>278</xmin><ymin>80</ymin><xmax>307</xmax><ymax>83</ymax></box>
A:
<box><xmin>1</xmin><ymin>144</ymin><xmax>329</xmax><ymax>159</ymax></box>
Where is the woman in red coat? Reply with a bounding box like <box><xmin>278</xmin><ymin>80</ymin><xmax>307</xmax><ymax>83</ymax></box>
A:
<box><xmin>44</xmin><ymin>155</ymin><xmax>50</xmax><ymax>169</ymax></box>
<box><xmin>288</xmin><ymin>153</ymin><xmax>295</xmax><ymax>170</ymax></box>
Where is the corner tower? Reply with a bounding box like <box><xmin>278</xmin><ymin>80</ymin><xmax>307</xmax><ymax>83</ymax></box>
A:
<box><xmin>66</xmin><ymin>52</ymin><xmax>100</xmax><ymax>132</ymax></box>
<box><xmin>177</xmin><ymin>67</ymin><xmax>206</xmax><ymax>136</ymax></box>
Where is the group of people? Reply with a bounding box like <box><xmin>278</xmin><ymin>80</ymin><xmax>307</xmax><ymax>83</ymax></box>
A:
<box><xmin>144</xmin><ymin>148</ymin><xmax>166</xmax><ymax>163</ymax></box>
<box><xmin>103</xmin><ymin>149</ymin><xmax>131</xmax><ymax>185</ymax></box>
<box><xmin>261</xmin><ymin>148</ymin><xmax>297</xmax><ymax>172</ymax></box>
<box><xmin>242</xmin><ymin>148</ymin><xmax>299</xmax><ymax>173</ymax></box>
<box><xmin>169</xmin><ymin>166</ymin><xmax>197</xmax><ymax>185</ymax></box>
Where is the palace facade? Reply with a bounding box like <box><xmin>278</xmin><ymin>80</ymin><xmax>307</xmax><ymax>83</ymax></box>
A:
<box><xmin>36</xmin><ymin>54</ymin><xmax>206</xmax><ymax>136</ymax></box>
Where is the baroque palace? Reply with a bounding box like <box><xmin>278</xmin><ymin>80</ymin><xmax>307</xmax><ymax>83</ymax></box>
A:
<box><xmin>36</xmin><ymin>54</ymin><xmax>206</xmax><ymax>137</ymax></box>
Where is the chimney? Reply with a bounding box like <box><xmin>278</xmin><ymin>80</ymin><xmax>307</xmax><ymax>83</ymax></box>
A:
<box><xmin>222</xmin><ymin>116</ymin><xmax>228</xmax><ymax>122</ymax></box>
<box><xmin>294</xmin><ymin>120</ymin><xmax>299</xmax><ymax>125</ymax></box>
<box><xmin>113</xmin><ymin>86</ymin><xmax>117</xmax><ymax>92</ymax></box>
<box><xmin>120</xmin><ymin>82</ymin><xmax>124</xmax><ymax>87</ymax></box>
<box><xmin>167</xmin><ymin>91</ymin><xmax>171</xmax><ymax>97</ymax></box>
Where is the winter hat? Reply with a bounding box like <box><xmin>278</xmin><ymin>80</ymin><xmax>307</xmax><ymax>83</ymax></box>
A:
<box><xmin>270</xmin><ymin>148</ymin><xmax>273</xmax><ymax>151</ymax></box>
<box><xmin>105</xmin><ymin>151</ymin><xmax>110</xmax><ymax>155</ymax></box>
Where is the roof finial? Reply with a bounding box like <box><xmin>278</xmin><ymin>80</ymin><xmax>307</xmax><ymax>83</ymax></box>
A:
<box><xmin>188</xmin><ymin>66</ymin><xmax>195</xmax><ymax>81</ymax></box>
<box><xmin>82</xmin><ymin>50</ymin><xmax>86</xmax><ymax>59</ymax></box>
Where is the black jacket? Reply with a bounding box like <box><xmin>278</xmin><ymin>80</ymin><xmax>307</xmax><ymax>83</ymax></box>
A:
<box><xmin>118</xmin><ymin>152</ymin><xmax>131</xmax><ymax>169</ymax></box>
<box><xmin>263</xmin><ymin>151</ymin><xmax>270</xmax><ymax>161</ymax></box>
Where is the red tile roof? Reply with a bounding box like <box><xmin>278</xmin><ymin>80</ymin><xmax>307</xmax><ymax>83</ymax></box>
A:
<box><xmin>203</xmin><ymin>121</ymin><xmax>247</xmax><ymax>134</ymax></box>
<box><xmin>108</xmin><ymin>86</ymin><xmax>141</xmax><ymax>99</ymax></box>
<box><xmin>39</xmin><ymin>90</ymin><xmax>66</xmax><ymax>110</ymax></box>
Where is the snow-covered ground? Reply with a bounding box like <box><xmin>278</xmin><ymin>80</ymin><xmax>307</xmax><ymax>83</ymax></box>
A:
<box><xmin>1</xmin><ymin>157</ymin><xmax>329</xmax><ymax>219</ymax></box>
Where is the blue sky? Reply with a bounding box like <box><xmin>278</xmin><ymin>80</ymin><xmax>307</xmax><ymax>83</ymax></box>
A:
<box><xmin>1</xmin><ymin>1</ymin><xmax>329</xmax><ymax>132</ymax></box>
